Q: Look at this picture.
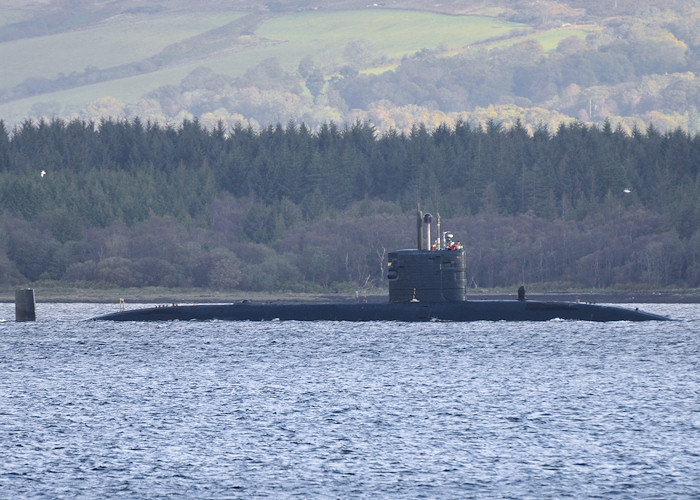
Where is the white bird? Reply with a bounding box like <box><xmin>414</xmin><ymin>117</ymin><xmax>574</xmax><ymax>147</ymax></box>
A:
<box><xmin>623</xmin><ymin>188</ymin><xmax>631</xmax><ymax>193</ymax></box>
<box><xmin>40</xmin><ymin>170</ymin><xmax>46</xmax><ymax>177</ymax></box>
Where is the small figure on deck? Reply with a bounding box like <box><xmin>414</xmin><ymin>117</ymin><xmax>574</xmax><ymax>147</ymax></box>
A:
<box><xmin>518</xmin><ymin>285</ymin><xmax>526</xmax><ymax>301</ymax></box>
<box><xmin>444</xmin><ymin>231</ymin><xmax>454</xmax><ymax>248</ymax></box>
<box><xmin>445</xmin><ymin>231</ymin><xmax>463</xmax><ymax>250</ymax></box>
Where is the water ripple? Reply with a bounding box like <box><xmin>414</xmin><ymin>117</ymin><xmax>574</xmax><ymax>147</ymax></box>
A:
<box><xmin>0</xmin><ymin>303</ymin><xmax>698</xmax><ymax>498</ymax></box>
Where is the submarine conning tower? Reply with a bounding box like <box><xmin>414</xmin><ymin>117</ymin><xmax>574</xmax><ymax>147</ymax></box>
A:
<box><xmin>388</xmin><ymin>210</ymin><xmax>467</xmax><ymax>303</ymax></box>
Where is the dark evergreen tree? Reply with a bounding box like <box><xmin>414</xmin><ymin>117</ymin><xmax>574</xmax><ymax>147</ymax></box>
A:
<box><xmin>1</xmin><ymin>116</ymin><xmax>698</xmax><ymax>289</ymax></box>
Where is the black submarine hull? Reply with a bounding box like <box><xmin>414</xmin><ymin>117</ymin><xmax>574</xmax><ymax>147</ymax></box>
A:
<box><xmin>92</xmin><ymin>300</ymin><xmax>669</xmax><ymax>322</ymax></box>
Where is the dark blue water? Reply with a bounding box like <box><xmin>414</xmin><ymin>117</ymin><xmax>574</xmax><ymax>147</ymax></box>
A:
<box><xmin>1</xmin><ymin>303</ymin><xmax>698</xmax><ymax>499</ymax></box>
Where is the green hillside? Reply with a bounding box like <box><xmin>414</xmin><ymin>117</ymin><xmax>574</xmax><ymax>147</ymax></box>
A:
<box><xmin>0</xmin><ymin>1</ymin><xmax>698</xmax><ymax>132</ymax></box>
<box><xmin>0</xmin><ymin>2</ymin><xmax>604</xmax><ymax>129</ymax></box>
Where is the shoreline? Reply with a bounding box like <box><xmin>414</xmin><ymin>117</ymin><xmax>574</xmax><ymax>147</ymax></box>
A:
<box><xmin>2</xmin><ymin>287</ymin><xmax>699</xmax><ymax>304</ymax></box>
<box><xmin>463</xmin><ymin>291</ymin><xmax>700</xmax><ymax>304</ymax></box>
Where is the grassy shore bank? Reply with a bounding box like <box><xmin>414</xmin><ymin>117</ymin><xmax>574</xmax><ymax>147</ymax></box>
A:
<box><xmin>2</xmin><ymin>286</ymin><xmax>699</xmax><ymax>304</ymax></box>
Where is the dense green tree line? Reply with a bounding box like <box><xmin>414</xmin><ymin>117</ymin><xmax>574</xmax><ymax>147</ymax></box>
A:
<box><xmin>0</xmin><ymin>117</ymin><xmax>698</xmax><ymax>290</ymax></box>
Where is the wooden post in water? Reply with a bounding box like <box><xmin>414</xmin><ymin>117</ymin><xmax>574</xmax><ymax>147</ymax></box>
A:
<box><xmin>15</xmin><ymin>288</ymin><xmax>36</xmax><ymax>322</ymax></box>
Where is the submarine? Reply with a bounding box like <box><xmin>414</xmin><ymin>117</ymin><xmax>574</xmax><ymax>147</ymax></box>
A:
<box><xmin>92</xmin><ymin>211</ymin><xmax>670</xmax><ymax>322</ymax></box>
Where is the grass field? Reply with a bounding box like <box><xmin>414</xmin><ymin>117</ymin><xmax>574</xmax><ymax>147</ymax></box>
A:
<box><xmin>484</xmin><ymin>25</ymin><xmax>600</xmax><ymax>52</ymax></box>
<box><xmin>531</xmin><ymin>26</ymin><xmax>599</xmax><ymax>51</ymax></box>
<box><xmin>0</xmin><ymin>11</ymin><xmax>244</xmax><ymax>90</ymax></box>
<box><xmin>256</xmin><ymin>10</ymin><xmax>522</xmax><ymax>63</ymax></box>
<box><xmin>0</xmin><ymin>8</ymin><xmax>31</xmax><ymax>27</ymax></box>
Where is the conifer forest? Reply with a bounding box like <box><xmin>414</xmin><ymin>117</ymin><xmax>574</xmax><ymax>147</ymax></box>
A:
<box><xmin>0</xmin><ymin>117</ymin><xmax>698</xmax><ymax>292</ymax></box>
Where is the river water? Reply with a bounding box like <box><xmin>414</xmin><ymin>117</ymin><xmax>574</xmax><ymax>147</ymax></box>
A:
<box><xmin>1</xmin><ymin>303</ymin><xmax>698</xmax><ymax>498</ymax></box>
